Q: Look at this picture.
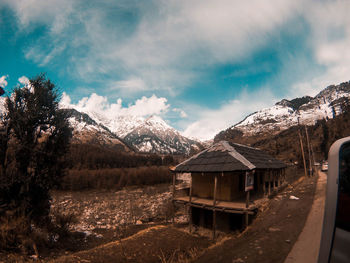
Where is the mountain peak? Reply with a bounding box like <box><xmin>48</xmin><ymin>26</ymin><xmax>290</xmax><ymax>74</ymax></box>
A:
<box><xmin>145</xmin><ymin>115</ymin><xmax>171</xmax><ymax>129</ymax></box>
<box><xmin>275</xmin><ymin>96</ymin><xmax>312</xmax><ymax>111</ymax></box>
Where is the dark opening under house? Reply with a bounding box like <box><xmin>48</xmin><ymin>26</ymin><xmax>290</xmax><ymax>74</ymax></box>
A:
<box><xmin>171</xmin><ymin>140</ymin><xmax>286</xmax><ymax>238</ymax></box>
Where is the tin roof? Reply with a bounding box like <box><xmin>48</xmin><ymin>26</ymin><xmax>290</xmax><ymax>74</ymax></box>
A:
<box><xmin>174</xmin><ymin>140</ymin><xmax>286</xmax><ymax>173</ymax></box>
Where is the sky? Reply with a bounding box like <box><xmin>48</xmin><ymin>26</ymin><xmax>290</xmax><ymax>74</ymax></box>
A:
<box><xmin>1</xmin><ymin>0</ymin><xmax>350</xmax><ymax>140</ymax></box>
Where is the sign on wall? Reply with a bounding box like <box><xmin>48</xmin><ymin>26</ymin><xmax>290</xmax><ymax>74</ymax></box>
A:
<box><xmin>245</xmin><ymin>171</ymin><xmax>254</xmax><ymax>191</ymax></box>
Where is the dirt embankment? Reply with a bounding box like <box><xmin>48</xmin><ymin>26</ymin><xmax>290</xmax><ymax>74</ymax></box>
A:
<box><xmin>51</xmin><ymin>226</ymin><xmax>212</xmax><ymax>263</ymax></box>
<box><xmin>194</xmin><ymin>174</ymin><xmax>318</xmax><ymax>263</ymax></box>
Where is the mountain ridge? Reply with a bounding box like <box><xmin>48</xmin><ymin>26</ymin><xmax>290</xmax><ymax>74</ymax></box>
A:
<box><xmin>217</xmin><ymin>81</ymin><xmax>350</xmax><ymax>140</ymax></box>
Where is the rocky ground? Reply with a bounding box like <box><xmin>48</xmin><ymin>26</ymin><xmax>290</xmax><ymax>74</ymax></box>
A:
<box><xmin>51</xmin><ymin>184</ymin><xmax>179</xmax><ymax>233</ymax></box>
<box><xmin>0</xmin><ymin>183</ymin><xmax>188</xmax><ymax>262</ymax></box>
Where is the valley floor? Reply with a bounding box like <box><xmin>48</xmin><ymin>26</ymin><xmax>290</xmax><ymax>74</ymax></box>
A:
<box><xmin>1</xmin><ymin>170</ymin><xmax>320</xmax><ymax>263</ymax></box>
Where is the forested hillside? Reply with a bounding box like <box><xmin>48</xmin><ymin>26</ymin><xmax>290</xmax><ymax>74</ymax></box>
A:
<box><xmin>215</xmin><ymin>100</ymin><xmax>350</xmax><ymax>165</ymax></box>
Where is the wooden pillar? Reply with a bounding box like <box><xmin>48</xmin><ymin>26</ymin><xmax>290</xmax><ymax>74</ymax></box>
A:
<box><xmin>172</xmin><ymin>173</ymin><xmax>176</xmax><ymax>225</ymax></box>
<box><xmin>278</xmin><ymin>173</ymin><xmax>281</xmax><ymax>189</ymax></box>
<box><xmin>189</xmin><ymin>174</ymin><xmax>193</xmax><ymax>232</ymax></box>
<box><xmin>263</xmin><ymin>173</ymin><xmax>266</xmax><ymax>195</ymax></box>
<box><xmin>172</xmin><ymin>173</ymin><xmax>176</xmax><ymax>199</ymax></box>
<box><xmin>245</xmin><ymin>190</ymin><xmax>250</xmax><ymax>227</ymax></box>
<box><xmin>268</xmin><ymin>171</ymin><xmax>271</xmax><ymax>196</ymax></box>
<box><xmin>212</xmin><ymin>174</ymin><xmax>218</xmax><ymax>239</ymax></box>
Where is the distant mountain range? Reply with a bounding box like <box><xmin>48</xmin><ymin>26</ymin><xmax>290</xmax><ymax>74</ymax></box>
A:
<box><xmin>62</xmin><ymin>109</ymin><xmax>133</xmax><ymax>152</ymax></box>
<box><xmin>1</xmin><ymin>81</ymin><xmax>350</xmax><ymax>155</ymax></box>
<box><xmin>62</xmin><ymin>108</ymin><xmax>202</xmax><ymax>155</ymax></box>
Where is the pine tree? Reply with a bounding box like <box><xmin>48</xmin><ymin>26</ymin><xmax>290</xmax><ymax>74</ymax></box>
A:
<box><xmin>0</xmin><ymin>74</ymin><xmax>72</xmax><ymax>225</ymax></box>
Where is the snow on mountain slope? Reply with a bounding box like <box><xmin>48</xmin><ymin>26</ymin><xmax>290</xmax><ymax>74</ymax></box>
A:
<box><xmin>1</xmin><ymin>91</ymin><xmax>201</xmax><ymax>154</ymax></box>
<box><xmin>124</xmin><ymin>115</ymin><xmax>202</xmax><ymax>154</ymax></box>
<box><xmin>63</xmin><ymin>109</ymin><xmax>132</xmax><ymax>152</ymax></box>
<box><xmin>232</xmin><ymin>81</ymin><xmax>350</xmax><ymax>136</ymax></box>
<box><xmin>0</xmin><ymin>97</ymin><xmax>5</xmax><ymax>115</ymax></box>
<box><xmin>60</xmin><ymin>104</ymin><xmax>203</xmax><ymax>154</ymax></box>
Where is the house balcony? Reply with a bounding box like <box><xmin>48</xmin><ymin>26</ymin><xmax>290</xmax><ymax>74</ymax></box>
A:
<box><xmin>173</xmin><ymin>195</ymin><xmax>267</xmax><ymax>215</ymax></box>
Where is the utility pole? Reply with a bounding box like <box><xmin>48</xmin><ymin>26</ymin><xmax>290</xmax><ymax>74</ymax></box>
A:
<box><xmin>305</xmin><ymin>126</ymin><xmax>313</xmax><ymax>176</ymax></box>
<box><xmin>297</xmin><ymin>117</ymin><xmax>307</xmax><ymax>178</ymax></box>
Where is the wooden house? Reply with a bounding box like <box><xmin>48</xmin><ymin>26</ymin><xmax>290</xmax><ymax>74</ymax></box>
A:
<box><xmin>171</xmin><ymin>140</ymin><xmax>286</xmax><ymax>237</ymax></box>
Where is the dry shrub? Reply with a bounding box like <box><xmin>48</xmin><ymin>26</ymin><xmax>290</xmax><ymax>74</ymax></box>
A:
<box><xmin>49</xmin><ymin>208</ymin><xmax>78</xmax><ymax>240</ymax></box>
<box><xmin>0</xmin><ymin>213</ymin><xmax>48</xmax><ymax>255</ymax></box>
<box><xmin>0</xmin><ymin>214</ymin><xmax>30</xmax><ymax>251</ymax></box>
<box><xmin>158</xmin><ymin>200</ymin><xmax>175</xmax><ymax>223</ymax></box>
<box><xmin>158</xmin><ymin>247</ymin><xmax>201</xmax><ymax>263</ymax></box>
<box><xmin>61</xmin><ymin>166</ymin><xmax>171</xmax><ymax>191</ymax></box>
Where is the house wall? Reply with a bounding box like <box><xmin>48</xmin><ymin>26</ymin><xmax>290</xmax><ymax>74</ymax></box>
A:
<box><xmin>192</xmin><ymin>172</ymin><xmax>246</xmax><ymax>201</ymax></box>
<box><xmin>217</xmin><ymin>173</ymin><xmax>232</xmax><ymax>201</ymax></box>
<box><xmin>230</xmin><ymin>172</ymin><xmax>246</xmax><ymax>200</ymax></box>
<box><xmin>191</xmin><ymin>169</ymin><xmax>285</xmax><ymax>201</ymax></box>
<box><xmin>192</xmin><ymin>173</ymin><xmax>214</xmax><ymax>199</ymax></box>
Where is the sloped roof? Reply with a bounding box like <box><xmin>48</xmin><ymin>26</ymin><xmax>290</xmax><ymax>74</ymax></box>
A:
<box><xmin>174</xmin><ymin>141</ymin><xmax>286</xmax><ymax>173</ymax></box>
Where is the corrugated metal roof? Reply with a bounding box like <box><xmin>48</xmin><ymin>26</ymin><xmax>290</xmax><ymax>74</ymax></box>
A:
<box><xmin>174</xmin><ymin>140</ymin><xmax>286</xmax><ymax>173</ymax></box>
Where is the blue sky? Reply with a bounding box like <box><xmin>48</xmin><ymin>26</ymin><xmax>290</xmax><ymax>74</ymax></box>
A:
<box><xmin>1</xmin><ymin>0</ymin><xmax>350</xmax><ymax>140</ymax></box>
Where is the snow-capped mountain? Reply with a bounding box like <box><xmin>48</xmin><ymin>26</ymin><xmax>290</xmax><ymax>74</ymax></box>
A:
<box><xmin>62</xmin><ymin>109</ymin><xmax>133</xmax><ymax>152</ymax></box>
<box><xmin>124</xmin><ymin>115</ymin><xmax>202</xmax><ymax>154</ymax></box>
<box><xmin>226</xmin><ymin>81</ymin><xmax>350</xmax><ymax>136</ymax></box>
<box><xmin>72</xmin><ymin>108</ymin><xmax>145</xmax><ymax>138</ymax></box>
<box><xmin>60</xmin><ymin>104</ymin><xmax>202</xmax><ymax>154</ymax></box>
<box><xmin>0</xmin><ymin>97</ymin><xmax>6</xmax><ymax>115</ymax></box>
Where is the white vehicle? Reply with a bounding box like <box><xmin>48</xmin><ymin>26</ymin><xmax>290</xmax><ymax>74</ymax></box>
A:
<box><xmin>318</xmin><ymin>137</ymin><xmax>350</xmax><ymax>262</ymax></box>
<box><xmin>321</xmin><ymin>161</ymin><xmax>328</xmax><ymax>172</ymax></box>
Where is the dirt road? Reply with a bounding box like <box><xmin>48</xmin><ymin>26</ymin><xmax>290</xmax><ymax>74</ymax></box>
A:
<box><xmin>284</xmin><ymin>171</ymin><xmax>327</xmax><ymax>263</ymax></box>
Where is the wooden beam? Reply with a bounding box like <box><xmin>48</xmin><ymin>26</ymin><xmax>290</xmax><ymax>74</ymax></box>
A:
<box><xmin>185</xmin><ymin>202</ymin><xmax>255</xmax><ymax>215</ymax></box>
<box><xmin>212</xmin><ymin>174</ymin><xmax>218</xmax><ymax>239</ymax></box>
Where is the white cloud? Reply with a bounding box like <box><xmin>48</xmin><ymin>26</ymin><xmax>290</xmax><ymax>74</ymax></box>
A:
<box><xmin>2</xmin><ymin>0</ymin><xmax>305</xmax><ymax>94</ymax></box>
<box><xmin>0</xmin><ymin>75</ymin><xmax>8</xmax><ymax>88</ymax></box>
<box><xmin>110</xmin><ymin>78</ymin><xmax>147</xmax><ymax>93</ymax></box>
<box><xmin>1</xmin><ymin>0</ymin><xmax>75</xmax><ymax>34</ymax></box>
<box><xmin>60</xmin><ymin>92</ymin><xmax>170</xmax><ymax>118</ymax></box>
<box><xmin>4</xmin><ymin>0</ymin><xmax>350</xmax><ymax>98</ymax></box>
<box><xmin>183</xmin><ymin>88</ymin><xmax>276</xmax><ymax>141</ymax></box>
<box><xmin>4</xmin><ymin>0</ymin><xmax>350</xmax><ymax>139</ymax></box>
<box><xmin>288</xmin><ymin>0</ymin><xmax>350</xmax><ymax>96</ymax></box>
<box><xmin>59</xmin><ymin>92</ymin><xmax>72</xmax><ymax>108</ymax></box>
<box><xmin>173</xmin><ymin>108</ymin><xmax>187</xmax><ymax>118</ymax></box>
<box><xmin>18</xmin><ymin>76</ymin><xmax>29</xmax><ymax>85</ymax></box>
